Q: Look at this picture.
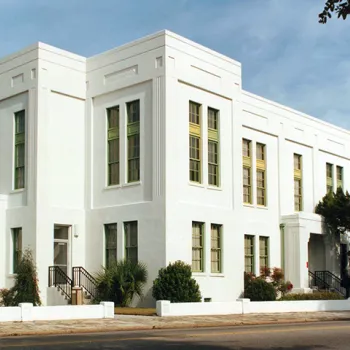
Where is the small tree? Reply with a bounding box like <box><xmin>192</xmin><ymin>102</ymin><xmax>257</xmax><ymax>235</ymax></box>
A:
<box><xmin>9</xmin><ymin>249</ymin><xmax>41</xmax><ymax>306</ymax></box>
<box><xmin>94</xmin><ymin>259</ymin><xmax>148</xmax><ymax>307</ymax></box>
<box><xmin>152</xmin><ymin>261</ymin><xmax>201</xmax><ymax>303</ymax></box>
<box><xmin>315</xmin><ymin>187</ymin><xmax>350</xmax><ymax>239</ymax></box>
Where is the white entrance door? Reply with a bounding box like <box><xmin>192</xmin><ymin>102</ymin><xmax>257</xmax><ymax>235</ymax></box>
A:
<box><xmin>53</xmin><ymin>225</ymin><xmax>71</xmax><ymax>277</ymax></box>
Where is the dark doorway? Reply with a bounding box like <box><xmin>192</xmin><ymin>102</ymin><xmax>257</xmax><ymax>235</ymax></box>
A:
<box><xmin>340</xmin><ymin>244</ymin><xmax>347</xmax><ymax>281</ymax></box>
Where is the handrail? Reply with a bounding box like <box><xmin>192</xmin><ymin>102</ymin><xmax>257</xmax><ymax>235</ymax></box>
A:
<box><xmin>48</xmin><ymin>266</ymin><xmax>72</xmax><ymax>300</ymax></box>
<box><xmin>72</xmin><ymin>266</ymin><xmax>97</xmax><ymax>299</ymax></box>
<box><xmin>314</xmin><ymin>270</ymin><xmax>346</xmax><ymax>297</ymax></box>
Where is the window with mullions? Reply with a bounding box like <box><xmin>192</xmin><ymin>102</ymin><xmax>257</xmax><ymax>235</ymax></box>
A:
<box><xmin>244</xmin><ymin>235</ymin><xmax>254</xmax><ymax>273</ymax></box>
<box><xmin>242</xmin><ymin>139</ymin><xmax>252</xmax><ymax>204</ymax></box>
<box><xmin>107</xmin><ymin>106</ymin><xmax>120</xmax><ymax>186</ymax></box>
<box><xmin>105</xmin><ymin>224</ymin><xmax>117</xmax><ymax>268</ymax></box>
<box><xmin>211</xmin><ymin>224</ymin><xmax>222</xmax><ymax>273</ymax></box>
<box><xmin>127</xmin><ymin>101</ymin><xmax>140</xmax><ymax>183</ymax></box>
<box><xmin>14</xmin><ymin>110</ymin><xmax>25</xmax><ymax>189</ymax></box>
<box><xmin>124</xmin><ymin>221</ymin><xmax>138</xmax><ymax>264</ymax></box>
<box><xmin>189</xmin><ymin>102</ymin><xmax>201</xmax><ymax>183</ymax></box>
<box><xmin>259</xmin><ymin>236</ymin><xmax>269</xmax><ymax>269</ymax></box>
<box><xmin>12</xmin><ymin>228</ymin><xmax>22</xmax><ymax>273</ymax></box>
<box><xmin>192</xmin><ymin>222</ymin><xmax>204</xmax><ymax>272</ymax></box>
<box><xmin>326</xmin><ymin>163</ymin><xmax>333</xmax><ymax>193</ymax></box>
<box><xmin>208</xmin><ymin>108</ymin><xmax>219</xmax><ymax>186</ymax></box>
<box><xmin>337</xmin><ymin>166</ymin><xmax>343</xmax><ymax>189</ymax></box>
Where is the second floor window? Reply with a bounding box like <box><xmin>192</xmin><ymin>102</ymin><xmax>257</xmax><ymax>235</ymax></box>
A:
<box><xmin>326</xmin><ymin>163</ymin><xmax>333</xmax><ymax>193</ymax></box>
<box><xmin>256</xmin><ymin>143</ymin><xmax>266</xmax><ymax>206</ymax></box>
<box><xmin>127</xmin><ymin>101</ymin><xmax>140</xmax><ymax>183</ymax></box>
<box><xmin>208</xmin><ymin>107</ymin><xmax>219</xmax><ymax>186</ymax></box>
<box><xmin>294</xmin><ymin>154</ymin><xmax>302</xmax><ymax>211</ymax></box>
<box><xmin>242</xmin><ymin>139</ymin><xmax>252</xmax><ymax>204</ymax></box>
<box><xmin>14</xmin><ymin>110</ymin><xmax>25</xmax><ymax>189</ymax></box>
<box><xmin>189</xmin><ymin>102</ymin><xmax>201</xmax><ymax>183</ymax></box>
<box><xmin>107</xmin><ymin>106</ymin><xmax>120</xmax><ymax>186</ymax></box>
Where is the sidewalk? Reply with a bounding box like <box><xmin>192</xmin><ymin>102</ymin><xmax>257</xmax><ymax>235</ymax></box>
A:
<box><xmin>1</xmin><ymin>311</ymin><xmax>350</xmax><ymax>337</ymax></box>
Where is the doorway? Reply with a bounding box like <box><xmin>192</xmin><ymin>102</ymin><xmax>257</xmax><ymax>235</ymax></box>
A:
<box><xmin>53</xmin><ymin>225</ymin><xmax>71</xmax><ymax>277</ymax></box>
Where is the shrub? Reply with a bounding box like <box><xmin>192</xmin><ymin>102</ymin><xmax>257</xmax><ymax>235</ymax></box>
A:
<box><xmin>93</xmin><ymin>259</ymin><xmax>148</xmax><ymax>307</ymax></box>
<box><xmin>0</xmin><ymin>288</ymin><xmax>15</xmax><ymax>307</ymax></box>
<box><xmin>259</xmin><ymin>267</ymin><xmax>293</xmax><ymax>298</ymax></box>
<box><xmin>244</xmin><ymin>278</ymin><xmax>276</xmax><ymax>301</ymax></box>
<box><xmin>152</xmin><ymin>261</ymin><xmax>201</xmax><ymax>303</ymax></box>
<box><xmin>2</xmin><ymin>250</ymin><xmax>42</xmax><ymax>306</ymax></box>
<box><xmin>280</xmin><ymin>292</ymin><xmax>344</xmax><ymax>301</ymax></box>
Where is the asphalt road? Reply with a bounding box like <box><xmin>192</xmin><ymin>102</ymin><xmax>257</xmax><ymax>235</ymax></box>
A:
<box><xmin>1</xmin><ymin>321</ymin><xmax>350</xmax><ymax>349</ymax></box>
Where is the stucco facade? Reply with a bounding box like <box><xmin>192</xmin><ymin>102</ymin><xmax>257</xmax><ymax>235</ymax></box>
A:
<box><xmin>0</xmin><ymin>30</ymin><xmax>349</xmax><ymax>306</ymax></box>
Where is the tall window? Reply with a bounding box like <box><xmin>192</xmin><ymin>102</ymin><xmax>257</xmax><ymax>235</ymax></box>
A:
<box><xmin>14</xmin><ymin>110</ymin><xmax>25</xmax><ymax>189</ymax></box>
<box><xmin>326</xmin><ymin>163</ymin><xmax>333</xmax><ymax>193</ymax></box>
<box><xmin>107</xmin><ymin>106</ymin><xmax>120</xmax><ymax>186</ymax></box>
<box><xmin>124</xmin><ymin>221</ymin><xmax>138</xmax><ymax>264</ymax></box>
<box><xmin>259</xmin><ymin>236</ymin><xmax>269</xmax><ymax>269</ymax></box>
<box><xmin>105</xmin><ymin>224</ymin><xmax>117</xmax><ymax>268</ymax></box>
<box><xmin>337</xmin><ymin>166</ymin><xmax>343</xmax><ymax>189</ymax></box>
<box><xmin>242</xmin><ymin>139</ymin><xmax>252</xmax><ymax>204</ymax></box>
<box><xmin>189</xmin><ymin>102</ymin><xmax>201</xmax><ymax>183</ymax></box>
<box><xmin>211</xmin><ymin>224</ymin><xmax>222</xmax><ymax>273</ymax></box>
<box><xmin>244</xmin><ymin>235</ymin><xmax>254</xmax><ymax>273</ymax></box>
<box><xmin>208</xmin><ymin>108</ymin><xmax>219</xmax><ymax>186</ymax></box>
<box><xmin>12</xmin><ymin>228</ymin><xmax>22</xmax><ymax>273</ymax></box>
<box><xmin>256</xmin><ymin>143</ymin><xmax>266</xmax><ymax>206</ymax></box>
<box><xmin>127</xmin><ymin>100</ymin><xmax>140</xmax><ymax>183</ymax></box>
<box><xmin>294</xmin><ymin>154</ymin><xmax>302</xmax><ymax>211</ymax></box>
<box><xmin>192</xmin><ymin>222</ymin><xmax>204</xmax><ymax>272</ymax></box>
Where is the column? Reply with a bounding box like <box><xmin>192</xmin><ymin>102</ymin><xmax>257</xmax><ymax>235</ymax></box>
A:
<box><xmin>284</xmin><ymin>223</ymin><xmax>310</xmax><ymax>291</ymax></box>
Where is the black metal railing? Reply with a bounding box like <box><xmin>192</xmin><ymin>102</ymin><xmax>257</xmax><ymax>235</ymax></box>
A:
<box><xmin>72</xmin><ymin>266</ymin><xmax>98</xmax><ymax>299</ymax></box>
<box><xmin>48</xmin><ymin>266</ymin><xmax>72</xmax><ymax>300</ymax></box>
<box><xmin>314</xmin><ymin>270</ymin><xmax>346</xmax><ymax>297</ymax></box>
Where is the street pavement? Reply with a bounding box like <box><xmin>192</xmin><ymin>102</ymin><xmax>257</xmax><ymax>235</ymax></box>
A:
<box><xmin>1</xmin><ymin>321</ymin><xmax>350</xmax><ymax>349</ymax></box>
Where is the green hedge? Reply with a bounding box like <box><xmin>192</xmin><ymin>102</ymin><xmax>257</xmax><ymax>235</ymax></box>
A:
<box><xmin>280</xmin><ymin>292</ymin><xmax>344</xmax><ymax>301</ymax></box>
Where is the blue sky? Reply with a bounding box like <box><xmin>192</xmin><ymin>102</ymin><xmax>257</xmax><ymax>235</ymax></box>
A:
<box><xmin>1</xmin><ymin>0</ymin><xmax>350</xmax><ymax>129</ymax></box>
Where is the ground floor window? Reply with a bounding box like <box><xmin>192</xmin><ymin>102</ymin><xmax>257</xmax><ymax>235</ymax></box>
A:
<box><xmin>124</xmin><ymin>221</ymin><xmax>138</xmax><ymax>264</ymax></box>
<box><xmin>105</xmin><ymin>223</ymin><xmax>117</xmax><ymax>268</ymax></box>
<box><xmin>244</xmin><ymin>235</ymin><xmax>255</xmax><ymax>273</ymax></box>
<box><xmin>259</xmin><ymin>236</ymin><xmax>269</xmax><ymax>270</ymax></box>
<box><xmin>12</xmin><ymin>228</ymin><xmax>22</xmax><ymax>273</ymax></box>
<box><xmin>192</xmin><ymin>222</ymin><xmax>204</xmax><ymax>272</ymax></box>
<box><xmin>211</xmin><ymin>224</ymin><xmax>222</xmax><ymax>273</ymax></box>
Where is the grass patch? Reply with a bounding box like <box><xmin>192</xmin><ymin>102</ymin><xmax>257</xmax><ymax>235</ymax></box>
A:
<box><xmin>114</xmin><ymin>307</ymin><xmax>156</xmax><ymax>316</ymax></box>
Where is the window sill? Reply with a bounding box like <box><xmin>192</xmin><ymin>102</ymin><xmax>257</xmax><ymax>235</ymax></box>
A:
<box><xmin>123</xmin><ymin>181</ymin><xmax>142</xmax><ymax>188</ymax></box>
<box><xmin>189</xmin><ymin>182</ymin><xmax>205</xmax><ymax>188</ymax></box>
<box><xmin>257</xmin><ymin>205</ymin><xmax>268</xmax><ymax>210</ymax></box>
<box><xmin>210</xmin><ymin>273</ymin><xmax>225</xmax><ymax>278</ymax></box>
<box><xmin>7</xmin><ymin>274</ymin><xmax>16</xmax><ymax>278</ymax></box>
<box><xmin>103</xmin><ymin>182</ymin><xmax>142</xmax><ymax>190</ymax></box>
<box><xmin>10</xmin><ymin>189</ymin><xmax>25</xmax><ymax>194</ymax></box>
<box><xmin>192</xmin><ymin>272</ymin><xmax>206</xmax><ymax>277</ymax></box>
<box><xmin>243</xmin><ymin>203</ymin><xmax>254</xmax><ymax>208</ymax></box>
<box><xmin>207</xmin><ymin>185</ymin><xmax>222</xmax><ymax>191</ymax></box>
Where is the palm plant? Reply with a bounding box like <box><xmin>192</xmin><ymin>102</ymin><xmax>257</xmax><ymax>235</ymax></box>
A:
<box><xmin>93</xmin><ymin>259</ymin><xmax>148</xmax><ymax>307</ymax></box>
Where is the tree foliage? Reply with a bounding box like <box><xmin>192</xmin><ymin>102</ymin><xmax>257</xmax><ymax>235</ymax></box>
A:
<box><xmin>93</xmin><ymin>259</ymin><xmax>148</xmax><ymax>307</ymax></box>
<box><xmin>244</xmin><ymin>278</ymin><xmax>276</xmax><ymax>302</ymax></box>
<box><xmin>319</xmin><ymin>1</ymin><xmax>350</xmax><ymax>23</ymax></box>
<box><xmin>152</xmin><ymin>261</ymin><xmax>201</xmax><ymax>303</ymax></box>
<box><xmin>315</xmin><ymin>187</ymin><xmax>350</xmax><ymax>238</ymax></box>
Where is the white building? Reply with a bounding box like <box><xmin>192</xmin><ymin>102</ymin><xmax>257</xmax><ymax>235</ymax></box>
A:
<box><xmin>0</xmin><ymin>30</ymin><xmax>348</xmax><ymax>306</ymax></box>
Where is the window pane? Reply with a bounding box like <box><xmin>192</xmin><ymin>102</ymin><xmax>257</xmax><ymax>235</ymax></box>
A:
<box><xmin>242</xmin><ymin>139</ymin><xmax>251</xmax><ymax>157</ymax></box>
<box><xmin>127</xmin><ymin>101</ymin><xmax>140</xmax><ymax>123</ymax></box>
<box><xmin>208</xmin><ymin>108</ymin><xmax>218</xmax><ymax>130</ymax></box>
<box><xmin>256</xmin><ymin>143</ymin><xmax>265</xmax><ymax>161</ymax></box>
<box><xmin>189</xmin><ymin>102</ymin><xmax>200</xmax><ymax>125</ymax></box>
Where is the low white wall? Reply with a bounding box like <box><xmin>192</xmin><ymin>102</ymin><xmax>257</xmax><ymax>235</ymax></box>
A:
<box><xmin>156</xmin><ymin>298</ymin><xmax>350</xmax><ymax>317</ymax></box>
<box><xmin>0</xmin><ymin>302</ymin><xmax>114</xmax><ymax>322</ymax></box>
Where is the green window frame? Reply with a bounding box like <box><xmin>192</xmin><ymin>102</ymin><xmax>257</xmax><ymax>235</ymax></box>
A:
<box><xmin>211</xmin><ymin>224</ymin><xmax>222</xmax><ymax>273</ymax></box>
<box><xmin>192</xmin><ymin>221</ymin><xmax>204</xmax><ymax>272</ymax></box>
<box><xmin>208</xmin><ymin>107</ymin><xmax>219</xmax><ymax>186</ymax></box>
<box><xmin>294</xmin><ymin>154</ymin><xmax>302</xmax><ymax>211</ymax></box>
<box><xmin>259</xmin><ymin>236</ymin><xmax>269</xmax><ymax>269</ymax></box>
<box><xmin>105</xmin><ymin>223</ymin><xmax>117</xmax><ymax>268</ymax></box>
<box><xmin>12</xmin><ymin>228</ymin><xmax>22</xmax><ymax>273</ymax></box>
<box><xmin>244</xmin><ymin>235</ymin><xmax>254</xmax><ymax>273</ymax></box>
<box><xmin>107</xmin><ymin>106</ymin><xmax>120</xmax><ymax>186</ymax></box>
<box><xmin>127</xmin><ymin>100</ymin><xmax>140</xmax><ymax>183</ymax></box>
<box><xmin>14</xmin><ymin>110</ymin><xmax>25</xmax><ymax>189</ymax></box>
<box><xmin>256</xmin><ymin>143</ymin><xmax>266</xmax><ymax>206</ymax></box>
<box><xmin>337</xmin><ymin>166</ymin><xmax>343</xmax><ymax>189</ymax></box>
<box><xmin>326</xmin><ymin>163</ymin><xmax>333</xmax><ymax>193</ymax></box>
<box><xmin>124</xmin><ymin>221</ymin><xmax>138</xmax><ymax>264</ymax></box>
<box><xmin>242</xmin><ymin>139</ymin><xmax>252</xmax><ymax>204</ymax></box>
<box><xmin>189</xmin><ymin>102</ymin><xmax>201</xmax><ymax>183</ymax></box>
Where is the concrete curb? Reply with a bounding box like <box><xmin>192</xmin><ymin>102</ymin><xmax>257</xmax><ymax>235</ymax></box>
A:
<box><xmin>1</xmin><ymin>316</ymin><xmax>350</xmax><ymax>338</ymax></box>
